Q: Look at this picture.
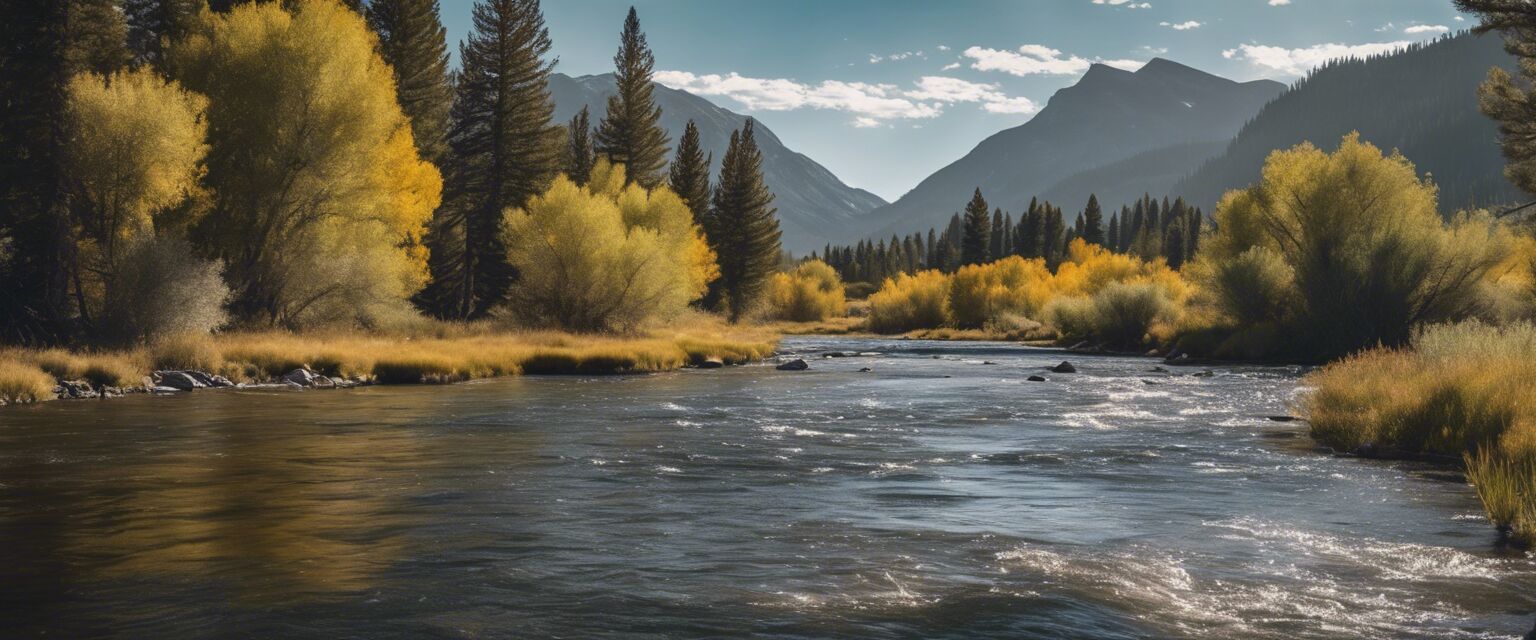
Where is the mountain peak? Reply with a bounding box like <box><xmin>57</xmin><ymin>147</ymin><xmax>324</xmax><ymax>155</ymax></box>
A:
<box><xmin>1134</xmin><ymin>57</ymin><xmax>1227</xmax><ymax>83</ymax></box>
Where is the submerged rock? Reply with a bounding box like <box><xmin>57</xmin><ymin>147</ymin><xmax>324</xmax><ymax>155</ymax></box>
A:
<box><xmin>776</xmin><ymin>359</ymin><xmax>809</xmax><ymax>371</ymax></box>
<box><xmin>1027</xmin><ymin>375</ymin><xmax>1047</xmax><ymax>382</ymax></box>
<box><xmin>697</xmin><ymin>357</ymin><xmax>725</xmax><ymax>369</ymax></box>
<box><xmin>1050</xmin><ymin>361</ymin><xmax>1077</xmax><ymax>374</ymax></box>
<box><xmin>858</xmin><ymin>367</ymin><xmax>873</xmax><ymax>373</ymax></box>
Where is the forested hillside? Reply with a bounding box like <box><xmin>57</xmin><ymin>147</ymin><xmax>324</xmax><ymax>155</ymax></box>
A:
<box><xmin>1174</xmin><ymin>32</ymin><xmax>1523</xmax><ymax>212</ymax></box>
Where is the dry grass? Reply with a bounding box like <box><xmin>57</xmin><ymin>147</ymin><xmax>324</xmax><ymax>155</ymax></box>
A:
<box><xmin>1303</xmin><ymin>321</ymin><xmax>1536</xmax><ymax>543</ymax></box>
<box><xmin>0</xmin><ymin>316</ymin><xmax>779</xmax><ymax>399</ymax></box>
<box><xmin>0</xmin><ymin>360</ymin><xmax>57</xmax><ymax>404</ymax></box>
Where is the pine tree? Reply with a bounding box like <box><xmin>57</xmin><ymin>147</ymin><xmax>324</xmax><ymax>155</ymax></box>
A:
<box><xmin>1164</xmin><ymin>218</ymin><xmax>1188</xmax><ymax>269</ymax></box>
<box><xmin>66</xmin><ymin>0</ymin><xmax>130</xmax><ymax>76</ymax></box>
<box><xmin>1108</xmin><ymin>212</ymin><xmax>1120</xmax><ymax>252</ymax></box>
<box><xmin>368</xmin><ymin>0</ymin><xmax>454</xmax><ymax>164</ymax></box>
<box><xmin>709</xmin><ymin>119</ymin><xmax>780</xmax><ymax>321</ymax></box>
<box><xmin>595</xmin><ymin>7</ymin><xmax>669</xmax><ymax>189</ymax></box>
<box><xmin>1017</xmin><ymin>197</ymin><xmax>1042</xmax><ymax>258</ymax></box>
<box><xmin>0</xmin><ymin>1</ymin><xmax>72</xmax><ymax>342</ymax></box>
<box><xmin>1041</xmin><ymin>204</ymin><xmax>1065</xmax><ymax>266</ymax></box>
<box><xmin>960</xmin><ymin>188</ymin><xmax>990</xmax><ymax>266</ymax></box>
<box><xmin>124</xmin><ymin>0</ymin><xmax>199</xmax><ymax>68</ymax></box>
<box><xmin>668</xmin><ymin>119</ymin><xmax>711</xmax><ymax>224</ymax></box>
<box><xmin>1081</xmin><ymin>193</ymin><xmax>1105</xmax><ymax>246</ymax></box>
<box><xmin>565</xmin><ymin>105</ymin><xmax>596</xmax><ymax>185</ymax></box>
<box><xmin>988</xmin><ymin>208</ymin><xmax>1005</xmax><ymax>259</ymax></box>
<box><xmin>1001</xmin><ymin>211</ymin><xmax>1014</xmax><ymax>257</ymax></box>
<box><xmin>430</xmin><ymin>0</ymin><xmax>561</xmax><ymax>319</ymax></box>
<box><xmin>1188</xmin><ymin>208</ymin><xmax>1203</xmax><ymax>258</ymax></box>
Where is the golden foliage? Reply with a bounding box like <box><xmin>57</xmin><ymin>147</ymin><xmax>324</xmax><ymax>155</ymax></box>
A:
<box><xmin>171</xmin><ymin>0</ymin><xmax>441</xmax><ymax>327</ymax></box>
<box><xmin>867</xmin><ymin>270</ymin><xmax>952</xmax><ymax>334</ymax></box>
<box><xmin>501</xmin><ymin>161</ymin><xmax>717</xmax><ymax>332</ymax></box>
<box><xmin>766</xmin><ymin>260</ymin><xmax>846</xmax><ymax>322</ymax></box>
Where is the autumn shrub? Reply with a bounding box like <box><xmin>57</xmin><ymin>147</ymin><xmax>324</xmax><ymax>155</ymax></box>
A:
<box><xmin>1304</xmin><ymin>321</ymin><xmax>1536</xmax><ymax>542</ymax></box>
<box><xmin>1196</xmin><ymin>134</ymin><xmax>1516</xmax><ymax>360</ymax></box>
<box><xmin>99</xmin><ymin>236</ymin><xmax>228</xmax><ymax>345</ymax></box>
<box><xmin>766</xmin><ymin>260</ymin><xmax>846</xmax><ymax>322</ymax></box>
<box><xmin>948</xmin><ymin>256</ymin><xmax>1052</xmax><ymax>328</ymax></box>
<box><xmin>867</xmin><ymin>270</ymin><xmax>951</xmax><ymax>333</ymax></box>
<box><xmin>501</xmin><ymin>162</ymin><xmax>717</xmax><ymax>333</ymax></box>
<box><xmin>151</xmin><ymin>333</ymin><xmax>226</xmax><ymax>373</ymax></box>
<box><xmin>1048</xmin><ymin>282</ymin><xmax>1174</xmax><ymax>348</ymax></box>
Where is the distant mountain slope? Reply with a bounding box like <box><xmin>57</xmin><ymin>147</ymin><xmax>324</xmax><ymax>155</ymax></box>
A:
<box><xmin>548</xmin><ymin>73</ymin><xmax>887</xmax><ymax>254</ymax></box>
<box><xmin>1173</xmin><ymin>33</ymin><xmax>1523</xmax><ymax>212</ymax></box>
<box><xmin>1038</xmin><ymin>140</ymin><xmax>1228</xmax><ymax>212</ymax></box>
<box><xmin>863</xmin><ymin>58</ymin><xmax>1285</xmax><ymax>240</ymax></box>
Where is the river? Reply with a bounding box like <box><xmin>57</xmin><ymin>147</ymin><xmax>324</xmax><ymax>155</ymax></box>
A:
<box><xmin>0</xmin><ymin>336</ymin><xmax>1531</xmax><ymax>639</ymax></box>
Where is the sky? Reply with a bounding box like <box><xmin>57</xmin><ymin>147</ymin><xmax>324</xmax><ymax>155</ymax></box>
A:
<box><xmin>441</xmin><ymin>0</ymin><xmax>1476</xmax><ymax>202</ymax></box>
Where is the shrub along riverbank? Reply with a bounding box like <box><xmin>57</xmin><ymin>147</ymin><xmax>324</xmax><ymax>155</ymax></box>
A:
<box><xmin>0</xmin><ymin>316</ymin><xmax>778</xmax><ymax>405</ymax></box>
<box><xmin>1305</xmin><ymin>322</ymin><xmax>1536</xmax><ymax>544</ymax></box>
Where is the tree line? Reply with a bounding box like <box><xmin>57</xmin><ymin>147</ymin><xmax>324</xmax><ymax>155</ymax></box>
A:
<box><xmin>0</xmin><ymin>0</ymin><xmax>785</xmax><ymax>344</ymax></box>
<box><xmin>816</xmin><ymin>189</ymin><xmax>1204</xmax><ymax>285</ymax></box>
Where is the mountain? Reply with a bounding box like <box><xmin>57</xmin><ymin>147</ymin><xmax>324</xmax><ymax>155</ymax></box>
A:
<box><xmin>548</xmin><ymin>73</ymin><xmax>887</xmax><ymax>254</ymax></box>
<box><xmin>861</xmin><ymin>58</ymin><xmax>1285</xmax><ymax>241</ymax></box>
<box><xmin>1038</xmin><ymin>139</ymin><xmax>1228</xmax><ymax>213</ymax></box>
<box><xmin>1173</xmin><ymin>32</ymin><xmax>1523</xmax><ymax>213</ymax></box>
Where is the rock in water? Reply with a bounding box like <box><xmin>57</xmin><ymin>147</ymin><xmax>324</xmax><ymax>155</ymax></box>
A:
<box><xmin>283</xmin><ymin>368</ymin><xmax>318</xmax><ymax>387</ymax></box>
<box><xmin>776</xmin><ymin>359</ymin><xmax>809</xmax><ymax>371</ymax></box>
<box><xmin>1050</xmin><ymin>361</ymin><xmax>1077</xmax><ymax>374</ymax></box>
<box><xmin>858</xmin><ymin>367</ymin><xmax>873</xmax><ymax>372</ymax></box>
<box><xmin>698</xmin><ymin>358</ymin><xmax>725</xmax><ymax>369</ymax></box>
<box><xmin>1027</xmin><ymin>375</ymin><xmax>1047</xmax><ymax>382</ymax></box>
<box><xmin>154</xmin><ymin>371</ymin><xmax>205</xmax><ymax>391</ymax></box>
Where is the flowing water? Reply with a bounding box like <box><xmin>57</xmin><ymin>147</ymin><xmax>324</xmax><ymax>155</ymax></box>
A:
<box><xmin>0</xmin><ymin>336</ymin><xmax>1532</xmax><ymax>639</ymax></box>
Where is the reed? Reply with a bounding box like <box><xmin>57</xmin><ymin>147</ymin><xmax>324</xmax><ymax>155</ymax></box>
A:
<box><xmin>1304</xmin><ymin>321</ymin><xmax>1536</xmax><ymax>542</ymax></box>
<box><xmin>0</xmin><ymin>360</ymin><xmax>57</xmax><ymax>404</ymax></box>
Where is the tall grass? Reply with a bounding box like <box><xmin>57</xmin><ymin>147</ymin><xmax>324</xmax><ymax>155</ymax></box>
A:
<box><xmin>1304</xmin><ymin>321</ymin><xmax>1536</xmax><ymax>543</ymax></box>
<box><xmin>0</xmin><ymin>316</ymin><xmax>778</xmax><ymax>399</ymax></box>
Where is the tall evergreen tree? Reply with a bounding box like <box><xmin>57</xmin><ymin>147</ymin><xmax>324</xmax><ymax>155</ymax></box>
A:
<box><xmin>1017</xmin><ymin>197</ymin><xmax>1042</xmax><ymax>258</ymax></box>
<box><xmin>709</xmin><ymin>119</ymin><xmax>780</xmax><ymax>321</ymax></box>
<box><xmin>564</xmin><ymin>105</ymin><xmax>596</xmax><ymax>185</ymax></box>
<box><xmin>595</xmin><ymin>7</ymin><xmax>669</xmax><ymax>188</ymax></box>
<box><xmin>667</xmin><ymin>119</ymin><xmax>711</xmax><ymax>224</ymax></box>
<box><xmin>1041</xmin><ymin>204</ymin><xmax>1065</xmax><ymax>265</ymax></box>
<box><xmin>367</xmin><ymin>0</ymin><xmax>454</xmax><ymax>164</ymax></box>
<box><xmin>1081</xmin><ymin>193</ymin><xmax>1105</xmax><ymax>246</ymax></box>
<box><xmin>960</xmin><ymin>188</ymin><xmax>991</xmax><ymax>266</ymax></box>
<box><xmin>0</xmin><ymin>0</ymin><xmax>72</xmax><ymax>342</ymax></box>
<box><xmin>124</xmin><ymin>0</ymin><xmax>198</xmax><ymax>68</ymax></box>
<box><xmin>1108</xmin><ymin>211</ymin><xmax>1120</xmax><ymax>252</ymax></box>
<box><xmin>988</xmin><ymin>207</ymin><xmax>1005</xmax><ymax>260</ymax></box>
<box><xmin>1164</xmin><ymin>218</ymin><xmax>1188</xmax><ymax>270</ymax></box>
<box><xmin>430</xmin><ymin>0</ymin><xmax>561</xmax><ymax>319</ymax></box>
<box><xmin>66</xmin><ymin>0</ymin><xmax>130</xmax><ymax>76</ymax></box>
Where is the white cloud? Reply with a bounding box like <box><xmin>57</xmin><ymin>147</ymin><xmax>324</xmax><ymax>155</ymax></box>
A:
<box><xmin>941</xmin><ymin>62</ymin><xmax>961</xmax><ymax>70</ymax></box>
<box><xmin>1092</xmin><ymin>0</ymin><xmax>1152</xmax><ymax>6</ymax></box>
<box><xmin>1221</xmin><ymin>41</ymin><xmax>1411</xmax><ymax>76</ymax></box>
<box><xmin>655</xmin><ymin>70</ymin><xmax>1040</xmax><ymax>125</ymax></box>
<box><xmin>1374</xmin><ymin>22</ymin><xmax>1395</xmax><ymax>32</ymax></box>
<box><xmin>1099</xmin><ymin>58</ymin><xmax>1149</xmax><ymax>71</ymax></box>
<box><xmin>1160</xmin><ymin>20</ymin><xmax>1202</xmax><ymax>30</ymax></box>
<box><xmin>963</xmin><ymin>44</ymin><xmax>1091</xmax><ymax>76</ymax></box>
<box><xmin>1405</xmin><ymin>24</ymin><xmax>1449</xmax><ymax>34</ymax></box>
<box><xmin>936</xmin><ymin>45</ymin><xmax>951</xmax><ymax>52</ymax></box>
<box><xmin>1268</xmin><ymin>0</ymin><xmax>1290</xmax><ymax>5</ymax></box>
<box><xmin>654</xmin><ymin>70</ymin><xmax>942</xmax><ymax>123</ymax></box>
<box><xmin>1455</xmin><ymin>16</ymin><xmax>1465</xmax><ymax>22</ymax></box>
<box><xmin>982</xmin><ymin>96</ymin><xmax>1042</xmax><ymax>114</ymax></box>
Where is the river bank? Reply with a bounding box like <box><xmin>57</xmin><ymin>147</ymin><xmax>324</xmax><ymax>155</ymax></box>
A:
<box><xmin>0</xmin><ymin>318</ymin><xmax>778</xmax><ymax>406</ymax></box>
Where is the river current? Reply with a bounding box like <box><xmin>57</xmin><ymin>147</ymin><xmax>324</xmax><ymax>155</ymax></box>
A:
<box><xmin>0</xmin><ymin>336</ymin><xmax>1531</xmax><ymax>638</ymax></box>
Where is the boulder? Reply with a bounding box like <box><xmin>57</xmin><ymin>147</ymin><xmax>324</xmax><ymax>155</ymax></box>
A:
<box><xmin>1027</xmin><ymin>375</ymin><xmax>1047</xmax><ymax>382</ymax></box>
<box><xmin>154</xmin><ymin>370</ymin><xmax>205</xmax><ymax>391</ymax></box>
<box><xmin>310</xmin><ymin>375</ymin><xmax>337</xmax><ymax>389</ymax></box>
<box><xmin>697</xmin><ymin>357</ymin><xmax>725</xmax><ymax>369</ymax></box>
<box><xmin>283</xmin><ymin>368</ymin><xmax>318</xmax><ymax>387</ymax></box>
<box><xmin>56</xmin><ymin>380</ymin><xmax>98</xmax><ymax>399</ymax></box>
<box><xmin>1050</xmin><ymin>361</ymin><xmax>1077</xmax><ymax>374</ymax></box>
<box><xmin>776</xmin><ymin>359</ymin><xmax>809</xmax><ymax>371</ymax></box>
<box><xmin>858</xmin><ymin>367</ymin><xmax>873</xmax><ymax>372</ymax></box>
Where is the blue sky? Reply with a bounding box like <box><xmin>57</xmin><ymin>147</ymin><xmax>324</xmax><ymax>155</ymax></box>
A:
<box><xmin>441</xmin><ymin>0</ymin><xmax>1475</xmax><ymax>201</ymax></box>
